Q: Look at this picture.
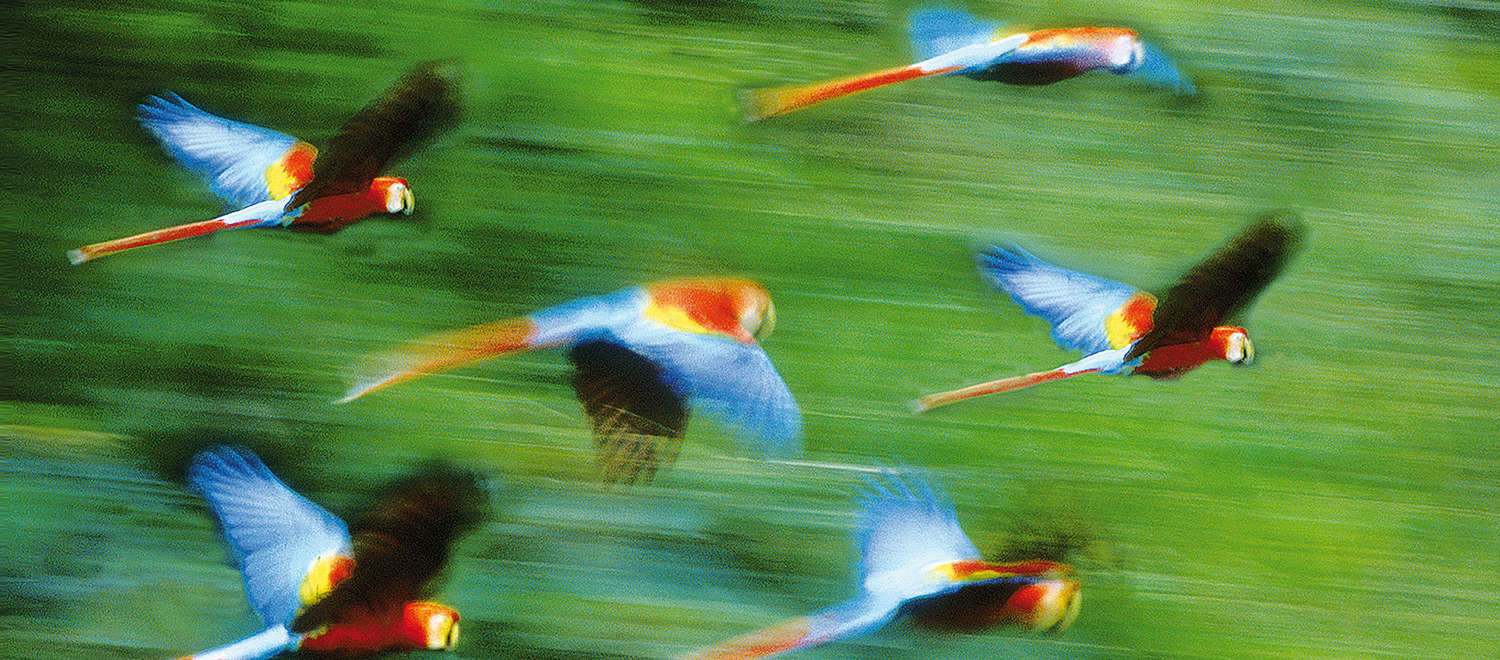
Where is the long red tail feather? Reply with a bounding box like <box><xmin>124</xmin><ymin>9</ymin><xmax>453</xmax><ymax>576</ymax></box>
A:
<box><xmin>913</xmin><ymin>369</ymin><xmax>1096</xmax><ymax>412</ymax></box>
<box><xmin>741</xmin><ymin>63</ymin><xmax>956</xmax><ymax>121</ymax></box>
<box><xmin>68</xmin><ymin>218</ymin><xmax>249</xmax><ymax>264</ymax></box>
<box><xmin>339</xmin><ymin>318</ymin><xmax>537</xmax><ymax>403</ymax></box>
<box><xmin>681</xmin><ymin>616</ymin><xmax>813</xmax><ymax>660</ymax></box>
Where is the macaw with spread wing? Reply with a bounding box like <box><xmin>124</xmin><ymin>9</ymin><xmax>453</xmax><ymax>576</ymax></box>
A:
<box><xmin>682</xmin><ymin>472</ymin><xmax>1081</xmax><ymax>659</ymax></box>
<box><xmin>743</xmin><ymin>8</ymin><xmax>1193</xmax><ymax>120</ymax></box>
<box><xmin>915</xmin><ymin>213</ymin><xmax>1304</xmax><ymax>411</ymax></box>
<box><xmin>69</xmin><ymin>61</ymin><xmax>459</xmax><ymax>264</ymax></box>
<box><xmin>171</xmin><ymin>446</ymin><xmax>484</xmax><ymax>660</ymax></box>
<box><xmin>338</xmin><ymin>277</ymin><xmax>801</xmax><ymax>483</ymax></box>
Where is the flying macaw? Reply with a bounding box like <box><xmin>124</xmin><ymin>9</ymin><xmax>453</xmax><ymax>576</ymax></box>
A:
<box><xmin>682</xmin><ymin>472</ymin><xmax>1081</xmax><ymax>659</ymax></box>
<box><xmin>68</xmin><ymin>61</ymin><xmax>460</xmax><ymax>264</ymax></box>
<box><xmin>915</xmin><ymin>213</ymin><xmax>1304</xmax><ymax>411</ymax></box>
<box><xmin>338</xmin><ymin>277</ymin><xmax>801</xmax><ymax>483</ymax></box>
<box><xmin>743</xmin><ymin>8</ymin><xmax>1193</xmax><ymax>120</ymax></box>
<box><xmin>172</xmin><ymin>446</ymin><xmax>485</xmax><ymax>660</ymax></box>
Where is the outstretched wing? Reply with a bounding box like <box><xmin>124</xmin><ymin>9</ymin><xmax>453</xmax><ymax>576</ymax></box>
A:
<box><xmin>682</xmin><ymin>594</ymin><xmax>904</xmax><ymax>660</ymax></box>
<box><xmin>1128</xmin><ymin>40</ymin><xmax>1195</xmax><ymax>95</ymax></box>
<box><xmin>614</xmin><ymin>322</ymin><xmax>801</xmax><ymax>459</ymax></box>
<box><xmin>856</xmin><ymin>471</ymin><xmax>981</xmax><ymax>599</ymax></box>
<box><xmin>1127</xmin><ymin>212</ymin><xmax>1304</xmax><ymax>361</ymax></box>
<box><xmin>286</xmin><ymin>61</ymin><xmax>461</xmax><ymax>209</ymax></box>
<box><xmin>291</xmin><ymin>464</ymin><xmax>487</xmax><ymax>633</ymax></box>
<box><xmin>569</xmin><ymin>340</ymin><xmax>690</xmax><ymax>484</ymax></box>
<box><xmin>979</xmin><ymin>245</ymin><xmax>1149</xmax><ymax>354</ymax></box>
<box><xmin>188</xmin><ymin>446</ymin><xmax>350</xmax><ymax>627</ymax></box>
<box><xmin>139</xmin><ymin>93</ymin><xmax>316</xmax><ymax>207</ymax></box>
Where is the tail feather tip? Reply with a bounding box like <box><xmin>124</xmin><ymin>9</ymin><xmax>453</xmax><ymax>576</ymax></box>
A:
<box><xmin>66</xmin><ymin>249</ymin><xmax>90</xmax><ymax>265</ymax></box>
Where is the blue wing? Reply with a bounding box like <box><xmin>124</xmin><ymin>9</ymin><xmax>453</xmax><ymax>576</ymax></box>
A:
<box><xmin>610</xmin><ymin>323</ymin><xmax>802</xmax><ymax>459</ymax></box>
<box><xmin>139</xmin><ymin>94</ymin><xmax>311</xmax><ymax>207</ymax></box>
<box><xmin>856</xmin><ymin>471</ymin><xmax>981</xmax><ymax>600</ymax></box>
<box><xmin>685</xmin><ymin>472</ymin><xmax>973</xmax><ymax>659</ymax></box>
<box><xmin>978</xmin><ymin>245</ymin><xmax>1145</xmax><ymax>355</ymax></box>
<box><xmin>188</xmin><ymin>446</ymin><xmax>350</xmax><ymax>627</ymax></box>
<box><xmin>1129</xmin><ymin>41</ymin><xmax>1196</xmax><ymax>95</ymax></box>
<box><xmin>909</xmin><ymin>8</ymin><xmax>1003</xmax><ymax>60</ymax></box>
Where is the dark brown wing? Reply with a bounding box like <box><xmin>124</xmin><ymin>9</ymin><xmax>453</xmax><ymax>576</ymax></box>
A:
<box><xmin>285</xmin><ymin>60</ymin><xmax>462</xmax><ymax>209</ymax></box>
<box><xmin>569</xmin><ymin>341</ymin><xmax>689</xmax><ymax>484</ymax></box>
<box><xmin>1126</xmin><ymin>211</ymin><xmax>1305</xmax><ymax>361</ymax></box>
<box><xmin>290</xmin><ymin>464</ymin><xmax>486</xmax><ymax>633</ymax></box>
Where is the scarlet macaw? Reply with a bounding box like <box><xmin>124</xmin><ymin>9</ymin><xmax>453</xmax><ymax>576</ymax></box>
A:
<box><xmin>743</xmin><ymin>8</ymin><xmax>1193</xmax><ymax>120</ymax></box>
<box><xmin>915</xmin><ymin>213</ymin><xmax>1304</xmax><ymax>411</ymax></box>
<box><xmin>68</xmin><ymin>61</ymin><xmax>459</xmax><ymax>264</ymax></box>
<box><xmin>682</xmin><ymin>472</ymin><xmax>1081</xmax><ymax>659</ymax></box>
<box><xmin>172</xmin><ymin>446</ymin><xmax>484</xmax><ymax>660</ymax></box>
<box><xmin>338</xmin><ymin>278</ymin><xmax>800</xmax><ymax>483</ymax></box>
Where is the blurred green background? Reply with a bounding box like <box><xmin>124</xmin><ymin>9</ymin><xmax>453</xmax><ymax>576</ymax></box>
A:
<box><xmin>4</xmin><ymin>0</ymin><xmax>1498</xmax><ymax>658</ymax></box>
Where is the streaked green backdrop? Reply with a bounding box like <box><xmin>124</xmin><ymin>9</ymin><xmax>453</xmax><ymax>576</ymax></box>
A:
<box><xmin>4</xmin><ymin>0</ymin><xmax>1497</xmax><ymax>658</ymax></box>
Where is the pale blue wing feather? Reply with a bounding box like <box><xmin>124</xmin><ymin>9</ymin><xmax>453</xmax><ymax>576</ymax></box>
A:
<box><xmin>978</xmin><ymin>245</ymin><xmax>1143</xmax><ymax>355</ymax></box>
<box><xmin>188</xmin><ymin>446</ymin><xmax>350</xmax><ymax>627</ymax></box>
<box><xmin>909</xmin><ymin>8</ymin><xmax>1002</xmax><ymax>60</ymax></box>
<box><xmin>606</xmin><ymin>324</ymin><xmax>802</xmax><ymax>458</ymax></box>
<box><xmin>139</xmin><ymin>94</ymin><xmax>307</xmax><ymax>207</ymax></box>
<box><xmin>529</xmin><ymin>287</ymin><xmax>650</xmax><ymax>346</ymax></box>
<box><xmin>856</xmin><ymin>471</ymin><xmax>980</xmax><ymax>600</ymax></box>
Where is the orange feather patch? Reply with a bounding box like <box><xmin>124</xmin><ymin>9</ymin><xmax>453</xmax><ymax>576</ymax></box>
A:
<box><xmin>265</xmin><ymin>141</ymin><xmax>317</xmax><ymax>200</ymax></box>
<box><xmin>643</xmin><ymin>279</ymin><xmax>759</xmax><ymax>343</ymax></box>
<box><xmin>1105</xmin><ymin>292</ymin><xmax>1156</xmax><ymax>349</ymax></box>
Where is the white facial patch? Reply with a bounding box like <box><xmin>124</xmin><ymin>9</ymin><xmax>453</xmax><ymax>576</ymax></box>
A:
<box><xmin>426</xmin><ymin>613</ymin><xmax>452</xmax><ymax>649</ymax></box>
<box><xmin>1110</xmin><ymin>37</ymin><xmax>1141</xmax><ymax>70</ymax></box>
<box><xmin>386</xmin><ymin>183</ymin><xmax>411</xmax><ymax>214</ymax></box>
<box><xmin>1227</xmin><ymin>333</ymin><xmax>1247</xmax><ymax>363</ymax></box>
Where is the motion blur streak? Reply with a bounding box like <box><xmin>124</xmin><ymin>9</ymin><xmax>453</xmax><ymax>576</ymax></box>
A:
<box><xmin>5</xmin><ymin>1</ymin><xmax>1498</xmax><ymax>659</ymax></box>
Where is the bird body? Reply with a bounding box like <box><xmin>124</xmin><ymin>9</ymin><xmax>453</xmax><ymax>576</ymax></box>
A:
<box><xmin>742</xmin><ymin>8</ymin><xmax>1191</xmax><ymax>120</ymax></box>
<box><xmin>172</xmin><ymin>446</ymin><xmax>478</xmax><ymax>660</ymax></box>
<box><xmin>683</xmin><ymin>473</ymin><xmax>1080</xmax><ymax>659</ymax></box>
<box><xmin>340</xmin><ymin>277</ymin><xmax>800</xmax><ymax>482</ymax></box>
<box><xmin>966</xmin><ymin>27</ymin><xmax>1143</xmax><ymax>85</ymax></box>
<box><xmin>915</xmin><ymin>214</ymin><xmax>1303</xmax><ymax>410</ymax></box>
<box><xmin>70</xmin><ymin>62</ymin><xmax>455</xmax><ymax>264</ymax></box>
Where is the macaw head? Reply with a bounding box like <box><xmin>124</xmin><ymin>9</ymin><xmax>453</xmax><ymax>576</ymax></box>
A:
<box><xmin>1210</xmin><ymin>326</ymin><xmax>1254</xmax><ymax>365</ymax></box>
<box><xmin>1004</xmin><ymin>576</ymin><xmax>1082</xmax><ymax>632</ymax></box>
<box><xmin>398</xmin><ymin>601</ymin><xmax>460</xmax><ymax>650</ymax></box>
<box><xmin>373</xmin><ymin>177</ymin><xmax>416</xmax><ymax>215</ymax></box>
<box><xmin>643</xmin><ymin>278</ymin><xmax>777</xmax><ymax>344</ymax></box>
